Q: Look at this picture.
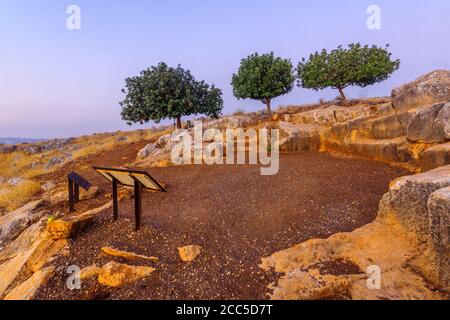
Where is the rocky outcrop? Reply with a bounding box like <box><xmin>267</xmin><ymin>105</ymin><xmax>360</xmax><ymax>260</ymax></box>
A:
<box><xmin>407</xmin><ymin>102</ymin><xmax>449</xmax><ymax>143</ymax></box>
<box><xmin>260</xmin><ymin>165</ymin><xmax>450</xmax><ymax>299</ymax></box>
<box><xmin>392</xmin><ymin>70</ymin><xmax>450</xmax><ymax>111</ymax></box>
<box><xmin>0</xmin><ymin>201</ymin><xmax>47</xmax><ymax>248</ymax></box>
<box><xmin>3</xmin><ymin>266</ymin><xmax>55</xmax><ymax>300</ymax></box>
<box><xmin>46</xmin><ymin>200</ymin><xmax>114</xmax><ymax>240</ymax></box>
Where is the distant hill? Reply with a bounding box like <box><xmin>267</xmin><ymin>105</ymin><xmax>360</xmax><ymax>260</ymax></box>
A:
<box><xmin>0</xmin><ymin>137</ymin><xmax>47</xmax><ymax>145</ymax></box>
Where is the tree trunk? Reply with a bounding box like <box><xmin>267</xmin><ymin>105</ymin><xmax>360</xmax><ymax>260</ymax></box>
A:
<box><xmin>338</xmin><ymin>88</ymin><xmax>348</xmax><ymax>106</ymax></box>
<box><xmin>264</xmin><ymin>99</ymin><xmax>272</xmax><ymax>115</ymax></box>
<box><xmin>176</xmin><ymin>116</ymin><xmax>182</xmax><ymax>129</ymax></box>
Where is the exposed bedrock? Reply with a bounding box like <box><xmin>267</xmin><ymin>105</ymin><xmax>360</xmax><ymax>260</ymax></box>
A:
<box><xmin>279</xmin><ymin>71</ymin><xmax>450</xmax><ymax>171</ymax></box>
<box><xmin>261</xmin><ymin>165</ymin><xmax>450</xmax><ymax>299</ymax></box>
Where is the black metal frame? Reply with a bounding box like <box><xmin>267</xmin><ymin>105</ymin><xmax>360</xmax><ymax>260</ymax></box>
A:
<box><xmin>67</xmin><ymin>172</ymin><xmax>91</xmax><ymax>212</ymax></box>
<box><xmin>92</xmin><ymin>166</ymin><xmax>166</xmax><ymax>231</ymax></box>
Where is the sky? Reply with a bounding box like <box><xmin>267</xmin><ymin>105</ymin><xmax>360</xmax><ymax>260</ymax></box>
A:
<box><xmin>0</xmin><ymin>0</ymin><xmax>449</xmax><ymax>139</ymax></box>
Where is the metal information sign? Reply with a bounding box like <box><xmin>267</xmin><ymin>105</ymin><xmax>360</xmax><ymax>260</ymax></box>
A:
<box><xmin>93</xmin><ymin>166</ymin><xmax>166</xmax><ymax>230</ymax></box>
<box><xmin>67</xmin><ymin>171</ymin><xmax>92</xmax><ymax>212</ymax></box>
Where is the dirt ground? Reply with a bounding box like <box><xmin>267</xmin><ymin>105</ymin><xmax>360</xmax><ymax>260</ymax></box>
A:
<box><xmin>35</xmin><ymin>151</ymin><xmax>409</xmax><ymax>300</ymax></box>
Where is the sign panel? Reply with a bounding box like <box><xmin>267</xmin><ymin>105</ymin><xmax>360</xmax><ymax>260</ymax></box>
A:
<box><xmin>93</xmin><ymin>166</ymin><xmax>166</xmax><ymax>192</ymax></box>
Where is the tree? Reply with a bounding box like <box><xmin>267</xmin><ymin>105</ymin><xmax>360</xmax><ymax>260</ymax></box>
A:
<box><xmin>297</xmin><ymin>43</ymin><xmax>400</xmax><ymax>104</ymax></box>
<box><xmin>120</xmin><ymin>62</ymin><xmax>223</xmax><ymax>129</ymax></box>
<box><xmin>232</xmin><ymin>52</ymin><xmax>295</xmax><ymax>115</ymax></box>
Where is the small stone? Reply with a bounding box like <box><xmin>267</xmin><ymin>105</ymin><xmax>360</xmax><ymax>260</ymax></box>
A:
<box><xmin>97</xmin><ymin>261</ymin><xmax>155</xmax><ymax>287</ymax></box>
<box><xmin>178</xmin><ymin>245</ymin><xmax>202</xmax><ymax>262</ymax></box>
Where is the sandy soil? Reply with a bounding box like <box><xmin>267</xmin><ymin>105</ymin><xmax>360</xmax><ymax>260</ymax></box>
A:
<box><xmin>35</xmin><ymin>152</ymin><xmax>409</xmax><ymax>300</ymax></box>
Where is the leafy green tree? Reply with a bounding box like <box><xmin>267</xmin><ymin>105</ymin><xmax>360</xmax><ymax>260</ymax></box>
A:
<box><xmin>297</xmin><ymin>43</ymin><xmax>400</xmax><ymax>104</ymax></box>
<box><xmin>120</xmin><ymin>63</ymin><xmax>223</xmax><ymax>129</ymax></box>
<box><xmin>232</xmin><ymin>52</ymin><xmax>295</xmax><ymax>115</ymax></box>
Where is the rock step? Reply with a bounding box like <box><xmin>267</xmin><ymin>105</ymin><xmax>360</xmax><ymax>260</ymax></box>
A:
<box><xmin>324</xmin><ymin>137</ymin><xmax>412</xmax><ymax>163</ymax></box>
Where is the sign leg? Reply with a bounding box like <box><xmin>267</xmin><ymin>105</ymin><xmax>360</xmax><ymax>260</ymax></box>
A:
<box><xmin>74</xmin><ymin>184</ymin><xmax>80</xmax><ymax>203</ymax></box>
<box><xmin>68</xmin><ymin>179</ymin><xmax>75</xmax><ymax>212</ymax></box>
<box><xmin>112</xmin><ymin>179</ymin><xmax>119</xmax><ymax>221</ymax></box>
<box><xmin>134</xmin><ymin>181</ymin><xmax>142</xmax><ymax>231</ymax></box>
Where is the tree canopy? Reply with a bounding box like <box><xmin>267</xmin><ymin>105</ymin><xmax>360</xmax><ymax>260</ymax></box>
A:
<box><xmin>120</xmin><ymin>62</ymin><xmax>223</xmax><ymax>129</ymax></box>
<box><xmin>297</xmin><ymin>43</ymin><xmax>400</xmax><ymax>103</ymax></box>
<box><xmin>231</xmin><ymin>52</ymin><xmax>295</xmax><ymax>114</ymax></box>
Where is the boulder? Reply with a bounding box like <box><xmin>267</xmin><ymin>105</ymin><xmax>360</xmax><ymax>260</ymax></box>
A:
<box><xmin>178</xmin><ymin>245</ymin><xmax>202</xmax><ymax>262</ymax></box>
<box><xmin>427</xmin><ymin>187</ymin><xmax>450</xmax><ymax>290</ymax></box>
<box><xmin>97</xmin><ymin>261</ymin><xmax>155</xmax><ymax>287</ymax></box>
<box><xmin>0</xmin><ymin>201</ymin><xmax>47</xmax><ymax>248</ymax></box>
<box><xmin>392</xmin><ymin>70</ymin><xmax>450</xmax><ymax>111</ymax></box>
<box><xmin>3</xmin><ymin>266</ymin><xmax>55</xmax><ymax>300</ymax></box>
<box><xmin>156</xmin><ymin>134</ymin><xmax>171</xmax><ymax>148</ymax></box>
<box><xmin>137</xmin><ymin>143</ymin><xmax>156</xmax><ymax>159</ymax></box>
<box><xmin>46</xmin><ymin>200</ymin><xmax>114</xmax><ymax>240</ymax></box>
<box><xmin>419</xmin><ymin>142</ymin><xmax>450</xmax><ymax>171</ymax></box>
<box><xmin>407</xmin><ymin>102</ymin><xmax>449</xmax><ymax>143</ymax></box>
<box><xmin>101</xmin><ymin>247</ymin><xmax>158</xmax><ymax>262</ymax></box>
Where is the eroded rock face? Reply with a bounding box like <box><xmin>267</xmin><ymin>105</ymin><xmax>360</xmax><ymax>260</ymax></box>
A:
<box><xmin>97</xmin><ymin>261</ymin><xmax>155</xmax><ymax>287</ymax></box>
<box><xmin>0</xmin><ymin>201</ymin><xmax>47</xmax><ymax>248</ymax></box>
<box><xmin>260</xmin><ymin>165</ymin><xmax>450</xmax><ymax>299</ymax></box>
<box><xmin>407</xmin><ymin>102</ymin><xmax>449</xmax><ymax>143</ymax></box>
<box><xmin>427</xmin><ymin>187</ymin><xmax>450</xmax><ymax>290</ymax></box>
<box><xmin>392</xmin><ymin>70</ymin><xmax>450</xmax><ymax>111</ymax></box>
<box><xmin>3</xmin><ymin>266</ymin><xmax>55</xmax><ymax>300</ymax></box>
<box><xmin>137</xmin><ymin>143</ymin><xmax>157</xmax><ymax>159</ymax></box>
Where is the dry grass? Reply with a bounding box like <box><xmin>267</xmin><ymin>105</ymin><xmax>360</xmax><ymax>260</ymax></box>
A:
<box><xmin>0</xmin><ymin>179</ymin><xmax>41</xmax><ymax>213</ymax></box>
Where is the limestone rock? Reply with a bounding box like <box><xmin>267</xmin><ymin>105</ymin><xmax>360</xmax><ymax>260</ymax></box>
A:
<box><xmin>426</xmin><ymin>187</ymin><xmax>450</xmax><ymax>290</ymax></box>
<box><xmin>392</xmin><ymin>70</ymin><xmax>450</xmax><ymax>111</ymax></box>
<box><xmin>97</xmin><ymin>261</ymin><xmax>155</xmax><ymax>287</ymax></box>
<box><xmin>382</xmin><ymin>165</ymin><xmax>450</xmax><ymax>241</ymax></box>
<box><xmin>80</xmin><ymin>186</ymin><xmax>100</xmax><ymax>201</ymax></box>
<box><xmin>178</xmin><ymin>245</ymin><xmax>202</xmax><ymax>262</ymax></box>
<box><xmin>137</xmin><ymin>143</ymin><xmax>156</xmax><ymax>159</ymax></box>
<box><xmin>101</xmin><ymin>247</ymin><xmax>158</xmax><ymax>262</ymax></box>
<box><xmin>270</xmin><ymin>269</ymin><xmax>352</xmax><ymax>300</ymax></box>
<box><xmin>41</xmin><ymin>181</ymin><xmax>56</xmax><ymax>192</ymax></box>
<box><xmin>4</xmin><ymin>266</ymin><xmax>55</xmax><ymax>300</ymax></box>
<box><xmin>80</xmin><ymin>264</ymin><xmax>101</xmax><ymax>280</ymax></box>
<box><xmin>46</xmin><ymin>200</ymin><xmax>114</xmax><ymax>240</ymax></box>
<box><xmin>0</xmin><ymin>245</ymin><xmax>38</xmax><ymax>296</ymax></box>
<box><xmin>407</xmin><ymin>102</ymin><xmax>448</xmax><ymax>143</ymax></box>
<box><xmin>0</xmin><ymin>222</ymin><xmax>43</xmax><ymax>264</ymax></box>
<box><xmin>45</xmin><ymin>157</ymin><xmax>64</xmax><ymax>169</ymax></box>
<box><xmin>0</xmin><ymin>201</ymin><xmax>47</xmax><ymax>247</ymax></box>
<box><xmin>7</xmin><ymin>177</ymin><xmax>24</xmax><ymax>186</ymax></box>
<box><xmin>156</xmin><ymin>134</ymin><xmax>171</xmax><ymax>148</ymax></box>
<box><xmin>419</xmin><ymin>142</ymin><xmax>450</xmax><ymax>171</ymax></box>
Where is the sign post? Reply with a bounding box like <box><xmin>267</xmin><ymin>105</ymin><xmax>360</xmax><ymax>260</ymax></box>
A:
<box><xmin>67</xmin><ymin>171</ymin><xmax>92</xmax><ymax>212</ymax></box>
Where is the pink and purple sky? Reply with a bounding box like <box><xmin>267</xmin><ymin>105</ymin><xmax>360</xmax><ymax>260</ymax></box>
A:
<box><xmin>0</xmin><ymin>0</ymin><xmax>449</xmax><ymax>139</ymax></box>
